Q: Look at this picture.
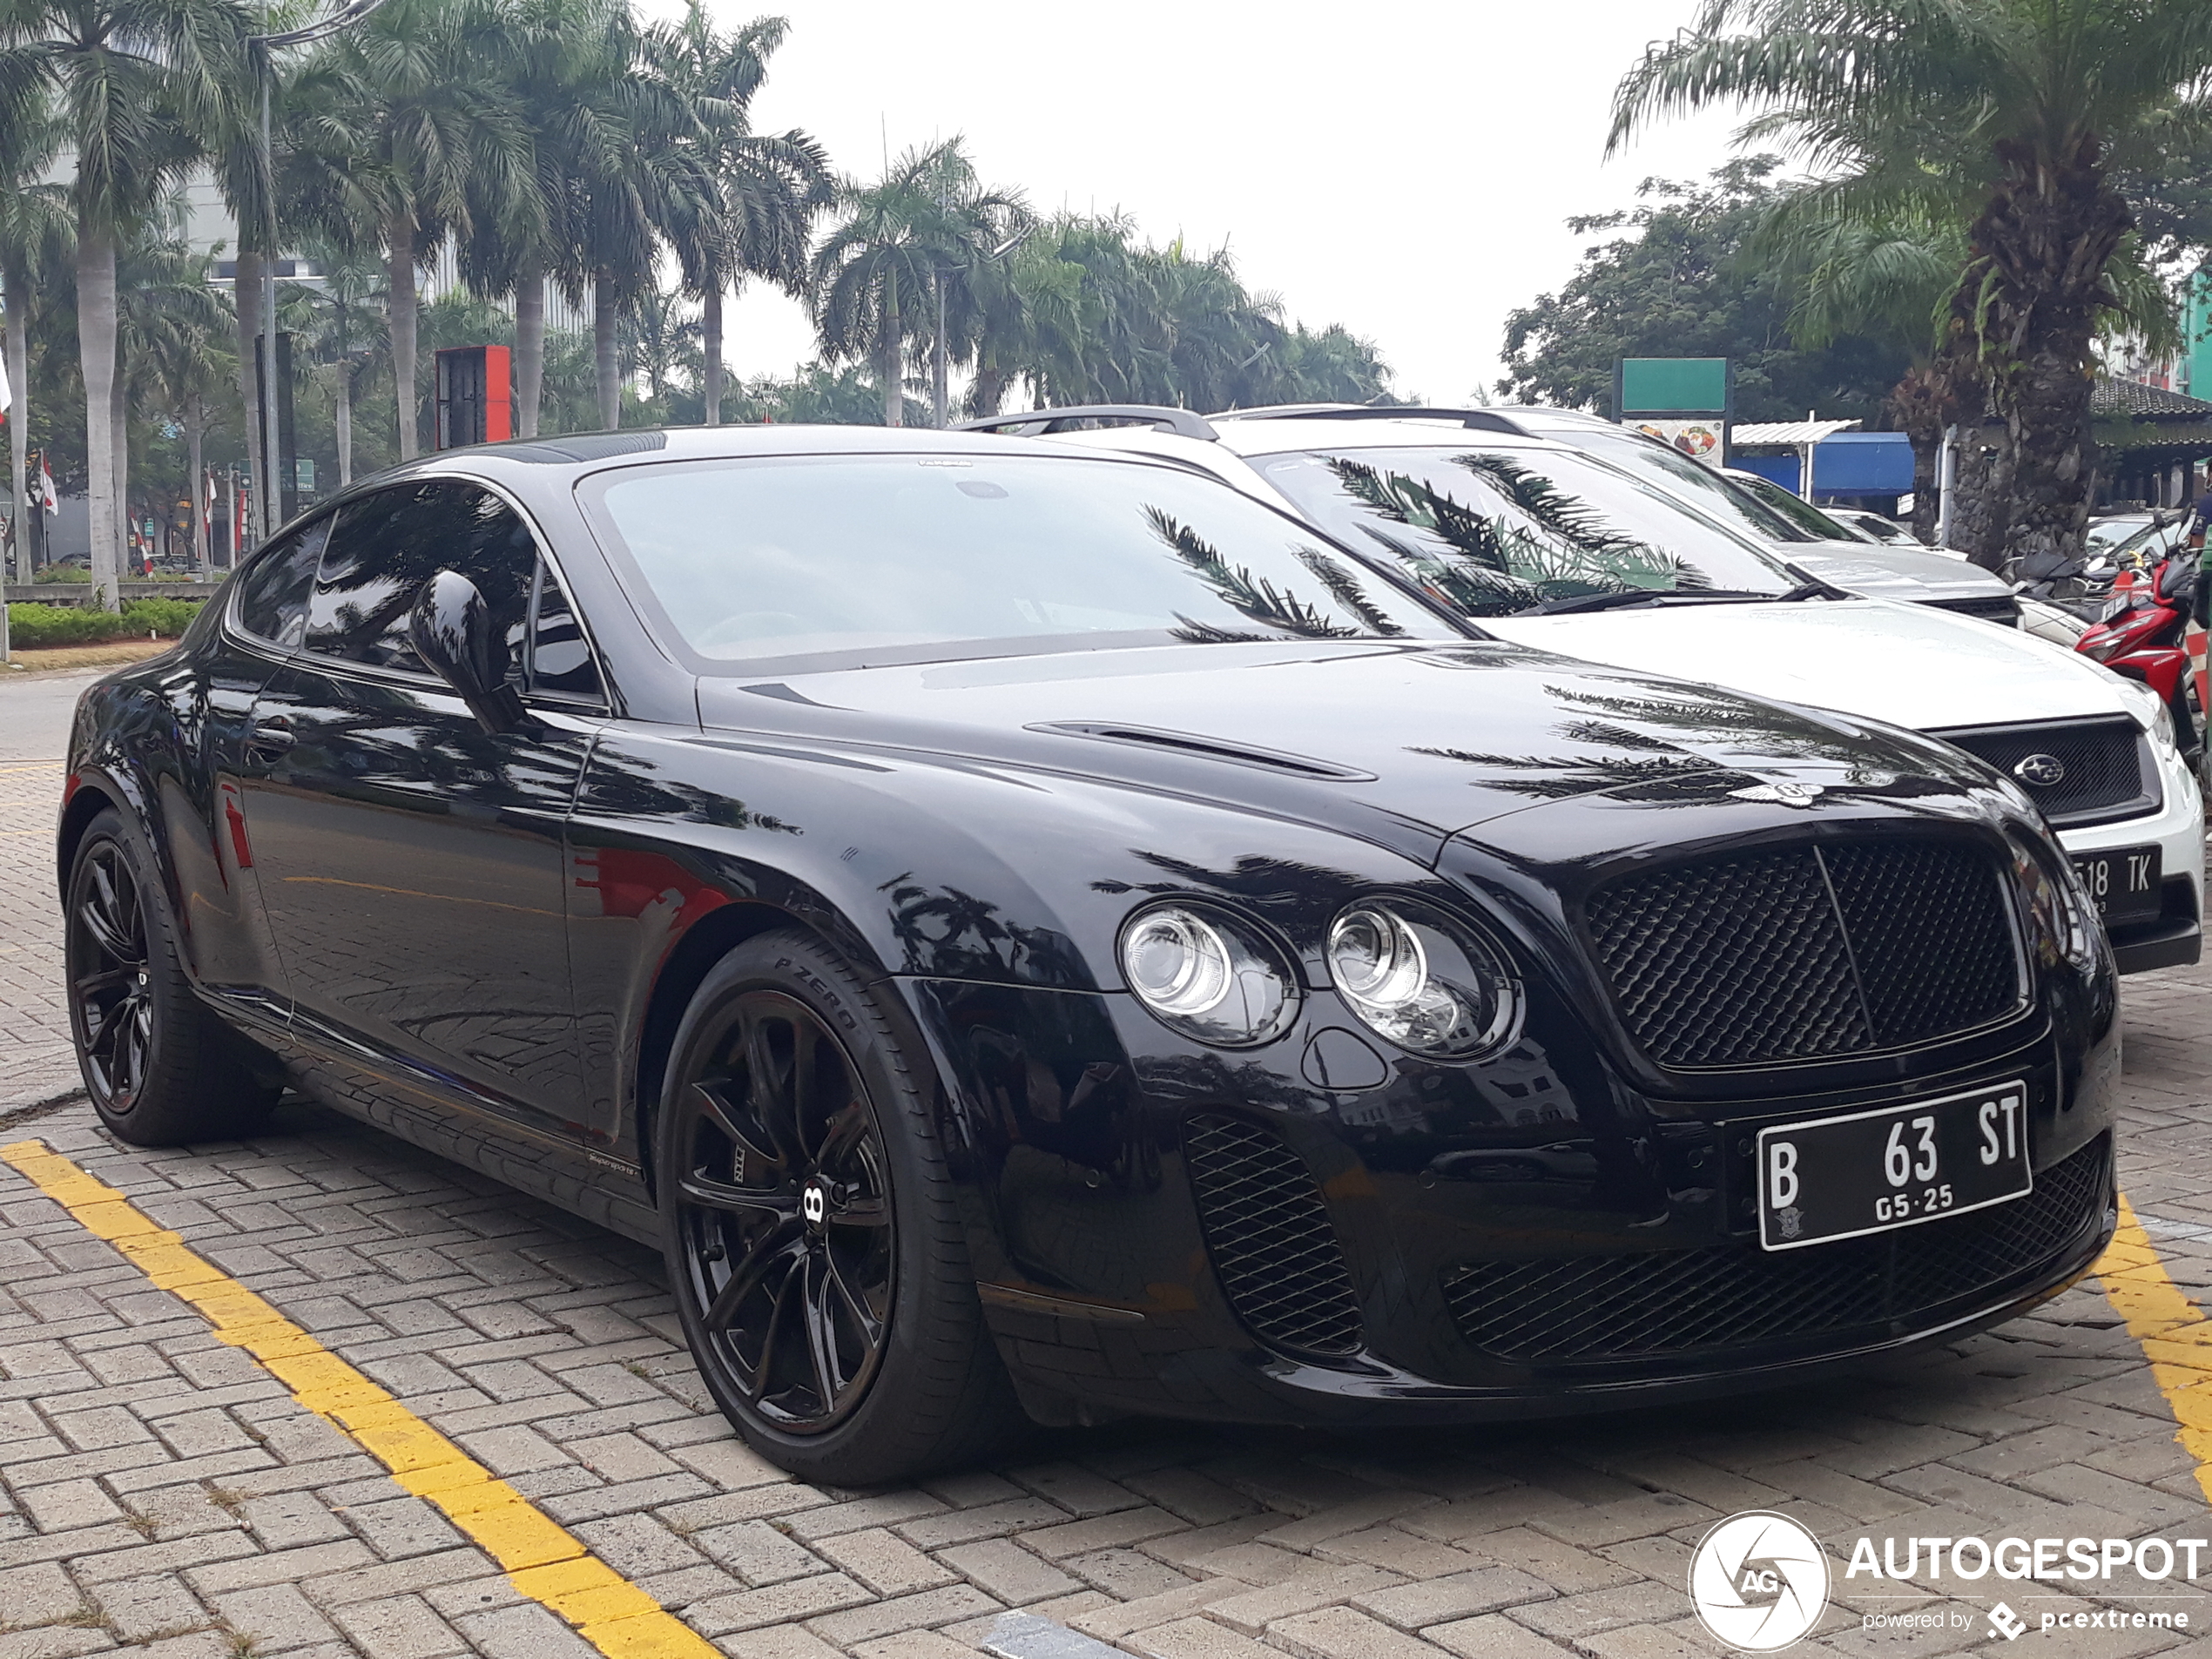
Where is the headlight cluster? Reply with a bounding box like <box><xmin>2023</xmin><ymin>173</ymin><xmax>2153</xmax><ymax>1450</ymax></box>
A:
<box><xmin>1327</xmin><ymin>902</ymin><xmax>1519</xmax><ymax>1056</ymax></box>
<box><xmin>2114</xmin><ymin>678</ymin><xmax>2180</xmax><ymax>758</ymax></box>
<box><xmin>1118</xmin><ymin>896</ymin><xmax>1521</xmax><ymax>1059</ymax></box>
<box><xmin>1119</xmin><ymin>907</ymin><xmax>1300</xmax><ymax>1048</ymax></box>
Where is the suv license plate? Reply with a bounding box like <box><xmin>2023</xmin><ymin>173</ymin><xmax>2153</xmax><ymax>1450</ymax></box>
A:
<box><xmin>2072</xmin><ymin>846</ymin><xmax>2161</xmax><ymax>926</ymax></box>
<box><xmin>1755</xmin><ymin>1082</ymin><xmax>2031</xmax><ymax>1251</ymax></box>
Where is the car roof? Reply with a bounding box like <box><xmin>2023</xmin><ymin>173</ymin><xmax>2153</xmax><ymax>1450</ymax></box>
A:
<box><xmin>307</xmin><ymin>422</ymin><xmax>1181</xmax><ymax>509</ymax></box>
<box><xmin>1201</xmin><ymin>417</ymin><xmax>1568</xmax><ymax>458</ymax></box>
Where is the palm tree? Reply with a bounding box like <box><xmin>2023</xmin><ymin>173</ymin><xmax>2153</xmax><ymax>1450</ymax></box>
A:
<box><xmin>529</xmin><ymin>0</ymin><xmax>707</xmax><ymax>430</ymax></box>
<box><xmin>813</xmin><ymin>139</ymin><xmax>1027</xmax><ymax>427</ymax></box>
<box><xmin>0</xmin><ymin>0</ymin><xmax>252</xmax><ymax>606</ymax></box>
<box><xmin>127</xmin><ymin>227</ymin><xmax>230</xmax><ymax>567</ymax></box>
<box><xmin>455</xmin><ymin>0</ymin><xmax>591</xmax><ymax>441</ymax></box>
<box><xmin>1612</xmin><ymin>0</ymin><xmax>2212</xmax><ymax>570</ymax></box>
<box><xmin>647</xmin><ymin>5</ymin><xmax>832</xmax><ymax>426</ymax></box>
<box><xmin>114</xmin><ymin>218</ymin><xmax>227</xmax><ymax>570</ymax></box>
<box><xmin>291</xmin><ymin>240</ymin><xmax>386</xmax><ymax>486</ymax></box>
<box><xmin>0</xmin><ymin>106</ymin><xmax>70</xmax><ymax>583</ymax></box>
<box><xmin>306</xmin><ymin>0</ymin><xmax>534</xmax><ymax>459</ymax></box>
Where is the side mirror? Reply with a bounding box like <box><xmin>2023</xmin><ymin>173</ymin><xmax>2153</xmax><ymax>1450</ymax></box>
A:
<box><xmin>408</xmin><ymin>570</ymin><xmax>525</xmax><ymax>735</ymax></box>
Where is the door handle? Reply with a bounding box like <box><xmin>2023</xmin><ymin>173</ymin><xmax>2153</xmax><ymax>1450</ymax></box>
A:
<box><xmin>246</xmin><ymin>718</ymin><xmax>296</xmax><ymax>761</ymax></box>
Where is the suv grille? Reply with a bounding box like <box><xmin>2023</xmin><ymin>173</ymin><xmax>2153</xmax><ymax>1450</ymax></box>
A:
<box><xmin>1443</xmin><ymin>1136</ymin><xmax>2107</xmax><ymax>1366</ymax></box>
<box><xmin>1583</xmin><ymin>840</ymin><xmax>2020</xmax><ymax>1069</ymax></box>
<box><xmin>1940</xmin><ymin>717</ymin><xmax>2155</xmax><ymax>827</ymax></box>
<box><xmin>1184</xmin><ymin>1114</ymin><xmax>1362</xmax><ymax>1356</ymax></box>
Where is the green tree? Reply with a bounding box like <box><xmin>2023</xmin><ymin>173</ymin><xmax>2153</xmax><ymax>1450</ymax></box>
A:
<box><xmin>1612</xmin><ymin>0</ymin><xmax>2212</xmax><ymax>570</ymax></box>
<box><xmin>647</xmin><ymin>5</ymin><xmax>831</xmax><ymax>427</ymax></box>
<box><xmin>1498</xmin><ymin>158</ymin><xmax>1909</xmax><ymax>425</ymax></box>
<box><xmin>0</xmin><ymin>0</ymin><xmax>252</xmax><ymax>604</ymax></box>
<box><xmin>0</xmin><ymin>104</ymin><xmax>69</xmax><ymax>581</ymax></box>
<box><xmin>307</xmin><ymin>0</ymin><xmax>535</xmax><ymax>458</ymax></box>
<box><xmin>813</xmin><ymin>139</ymin><xmax>1027</xmax><ymax>427</ymax></box>
<box><xmin>535</xmin><ymin>0</ymin><xmax>709</xmax><ymax>430</ymax></box>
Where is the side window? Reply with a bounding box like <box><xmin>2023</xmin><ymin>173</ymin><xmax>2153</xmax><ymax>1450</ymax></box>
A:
<box><xmin>229</xmin><ymin>518</ymin><xmax>333</xmax><ymax>648</ymax></box>
<box><xmin>302</xmin><ymin>482</ymin><xmax>536</xmax><ymax>677</ymax></box>
<box><xmin>528</xmin><ymin>566</ymin><xmax>604</xmax><ymax>701</ymax></box>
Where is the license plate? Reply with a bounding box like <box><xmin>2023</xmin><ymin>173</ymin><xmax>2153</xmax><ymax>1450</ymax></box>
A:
<box><xmin>1755</xmin><ymin>1081</ymin><xmax>2031</xmax><ymax>1251</ymax></box>
<box><xmin>2072</xmin><ymin>846</ymin><xmax>2161</xmax><ymax>926</ymax></box>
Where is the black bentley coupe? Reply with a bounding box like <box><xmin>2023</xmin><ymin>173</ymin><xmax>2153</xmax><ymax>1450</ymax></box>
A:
<box><xmin>61</xmin><ymin>427</ymin><xmax>2119</xmax><ymax>1482</ymax></box>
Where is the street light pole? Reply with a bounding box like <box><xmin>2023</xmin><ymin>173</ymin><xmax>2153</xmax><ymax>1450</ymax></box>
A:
<box><xmin>259</xmin><ymin>42</ymin><xmax>280</xmax><ymax>546</ymax></box>
<box><xmin>932</xmin><ymin>273</ymin><xmax>948</xmax><ymax>429</ymax></box>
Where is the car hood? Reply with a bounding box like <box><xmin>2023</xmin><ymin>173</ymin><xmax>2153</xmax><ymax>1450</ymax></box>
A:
<box><xmin>1484</xmin><ymin>597</ymin><xmax>2137</xmax><ymax>733</ymax></box>
<box><xmin>694</xmin><ymin>638</ymin><xmax>1982</xmax><ymax>861</ymax></box>
<box><xmin>1782</xmin><ymin>540</ymin><xmax>2008</xmax><ymax>603</ymax></box>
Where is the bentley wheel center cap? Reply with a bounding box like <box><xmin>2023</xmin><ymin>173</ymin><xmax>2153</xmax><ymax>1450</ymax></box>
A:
<box><xmin>2013</xmin><ymin>753</ymin><xmax>2066</xmax><ymax>788</ymax></box>
<box><xmin>801</xmin><ymin>1179</ymin><xmax>830</xmax><ymax>1227</ymax></box>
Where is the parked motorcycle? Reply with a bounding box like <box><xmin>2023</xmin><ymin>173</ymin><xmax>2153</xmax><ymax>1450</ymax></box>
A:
<box><xmin>2076</xmin><ymin>542</ymin><xmax>2201</xmax><ymax>765</ymax></box>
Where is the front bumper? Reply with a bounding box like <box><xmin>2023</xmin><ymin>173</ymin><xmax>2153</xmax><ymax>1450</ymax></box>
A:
<box><xmin>2054</xmin><ymin>739</ymin><xmax>2203</xmax><ymax>974</ymax></box>
<box><xmin>903</xmin><ymin>972</ymin><xmax>2121</xmax><ymax>1429</ymax></box>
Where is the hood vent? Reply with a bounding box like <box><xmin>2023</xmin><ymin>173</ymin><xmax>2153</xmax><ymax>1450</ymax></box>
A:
<box><xmin>1028</xmin><ymin>721</ymin><xmax>1375</xmax><ymax>781</ymax></box>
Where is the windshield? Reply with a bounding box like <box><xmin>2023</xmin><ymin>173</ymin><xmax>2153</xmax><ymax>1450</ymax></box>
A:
<box><xmin>1843</xmin><ymin>512</ymin><xmax>1912</xmax><ymax>545</ymax></box>
<box><xmin>581</xmin><ymin>453</ymin><xmax>1459</xmax><ymax>671</ymax></box>
<box><xmin>1253</xmin><ymin>445</ymin><xmax>1799</xmax><ymax>619</ymax></box>
<box><xmin>1728</xmin><ymin>472</ymin><xmax>1871</xmax><ymax>542</ymax></box>
<box><xmin>1531</xmin><ymin>428</ymin><xmax>1825</xmax><ymax>545</ymax></box>
<box><xmin>2087</xmin><ymin>518</ymin><xmax>2148</xmax><ymax>550</ymax></box>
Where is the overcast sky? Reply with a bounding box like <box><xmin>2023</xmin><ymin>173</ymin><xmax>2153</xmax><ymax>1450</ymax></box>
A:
<box><xmin>659</xmin><ymin>0</ymin><xmax>1751</xmax><ymax>403</ymax></box>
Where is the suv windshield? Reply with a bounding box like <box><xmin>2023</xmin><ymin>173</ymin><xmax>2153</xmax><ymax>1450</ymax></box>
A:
<box><xmin>1551</xmin><ymin>431</ymin><xmax>1824</xmax><ymax>544</ymax></box>
<box><xmin>1252</xmin><ymin>445</ymin><xmax>1798</xmax><ymax>619</ymax></box>
<box><xmin>1727</xmin><ymin>471</ymin><xmax>1873</xmax><ymax>543</ymax></box>
<box><xmin>582</xmin><ymin>453</ymin><xmax>1458</xmax><ymax>671</ymax></box>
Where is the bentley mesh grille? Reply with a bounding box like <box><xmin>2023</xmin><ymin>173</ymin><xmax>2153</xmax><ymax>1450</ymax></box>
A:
<box><xmin>1941</xmin><ymin>717</ymin><xmax>2154</xmax><ymax>826</ymax></box>
<box><xmin>1442</xmin><ymin>1136</ymin><xmax>2107</xmax><ymax>1365</ymax></box>
<box><xmin>1583</xmin><ymin>840</ymin><xmax>2020</xmax><ymax>1069</ymax></box>
<box><xmin>1184</xmin><ymin>1114</ymin><xmax>1363</xmax><ymax>1356</ymax></box>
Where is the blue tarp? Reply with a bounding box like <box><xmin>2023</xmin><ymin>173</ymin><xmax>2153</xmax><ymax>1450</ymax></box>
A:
<box><xmin>1734</xmin><ymin>432</ymin><xmax>1913</xmax><ymax>497</ymax></box>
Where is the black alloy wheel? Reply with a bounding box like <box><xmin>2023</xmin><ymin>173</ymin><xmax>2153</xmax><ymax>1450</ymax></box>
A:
<box><xmin>68</xmin><ymin>838</ymin><xmax>154</xmax><ymax>1107</ymax></box>
<box><xmin>671</xmin><ymin>990</ymin><xmax>894</xmax><ymax>1432</ymax></box>
<box><xmin>64</xmin><ymin>809</ymin><xmax>280</xmax><ymax>1145</ymax></box>
<box><xmin>658</xmin><ymin>930</ymin><xmax>1021</xmax><ymax>1483</ymax></box>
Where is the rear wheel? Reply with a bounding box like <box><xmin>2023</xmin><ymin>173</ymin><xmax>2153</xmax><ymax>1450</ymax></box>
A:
<box><xmin>64</xmin><ymin>809</ymin><xmax>280</xmax><ymax>1144</ymax></box>
<box><xmin>657</xmin><ymin>930</ymin><xmax>1022</xmax><ymax>1483</ymax></box>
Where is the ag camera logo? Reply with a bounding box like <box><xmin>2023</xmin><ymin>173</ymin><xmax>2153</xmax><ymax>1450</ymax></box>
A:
<box><xmin>1689</xmin><ymin>1511</ymin><xmax>1831</xmax><ymax>1650</ymax></box>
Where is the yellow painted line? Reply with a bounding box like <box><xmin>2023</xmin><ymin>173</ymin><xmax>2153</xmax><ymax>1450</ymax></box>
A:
<box><xmin>2100</xmin><ymin>1195</ymin><xmax>2212</xmax><ymax>1507</ymax></box>
<box><xmin>0</xmin><ymin>1139</ymin><xmax>721</xmax><ymax>1659</ymax></box>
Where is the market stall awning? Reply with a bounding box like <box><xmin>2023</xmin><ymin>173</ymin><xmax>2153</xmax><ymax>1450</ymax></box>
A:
<box><xmin>1730</xmin><ymin>419</ymin><xmax>1862</xmax><ymax>446</ymax></box>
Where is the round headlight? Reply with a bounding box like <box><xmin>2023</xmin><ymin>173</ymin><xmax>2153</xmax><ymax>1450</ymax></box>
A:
<box><xmin>1325</xmin><ymin>900</ymin><xmax>1520</xmax><ymax>1058</ymax></box>
<box><xmin>1119</xmin><ymin>905</ymin><xmax>1298</xmax><ymax>1047</ymax></box>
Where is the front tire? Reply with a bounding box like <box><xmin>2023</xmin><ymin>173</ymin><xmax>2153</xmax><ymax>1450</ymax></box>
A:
<box><xmin>64</xmin><ymin>809</ymin><xmax>280</xmax><ymax>1145</ymax></box>
<box><xmin>656</xmin><ymin>930</ymin><xmax>1022</xmax><ymax>1483</ymax></box>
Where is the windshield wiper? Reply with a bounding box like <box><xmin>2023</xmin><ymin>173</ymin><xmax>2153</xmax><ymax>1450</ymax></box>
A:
<box><xmin>1527</xmin><ymin>586</ymin><xmax>1805</xmax><ymax>617</ymax></box>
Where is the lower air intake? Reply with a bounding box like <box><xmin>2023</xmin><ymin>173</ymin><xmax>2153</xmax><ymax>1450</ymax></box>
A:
<box><xmin>1442</xmin><ymin>1136</ymin><xmax>2107</xmax><ymax>1366</ymax></box>
<box><xmin>1184</xmin><ymin>1114</ymin><xmax>1363</xmax><ymax>1356</ymax></box>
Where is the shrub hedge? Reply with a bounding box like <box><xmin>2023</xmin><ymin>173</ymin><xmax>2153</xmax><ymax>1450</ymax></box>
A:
<box><xmin>7</xmin><ymin>597</ymin><xmax>205</xmax><ymax>649</ymax></box>
<box><xmin>32</xmin><ymin>565</ymin><xmax>93</xmax><ymax>583</ymax></box>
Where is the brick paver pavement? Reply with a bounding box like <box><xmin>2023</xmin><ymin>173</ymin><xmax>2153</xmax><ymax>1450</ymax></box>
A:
<box><xmin>1</xmin><ymin>667</ymin><xmax>101</xmax><ymax>1111</ymax></box>
<box><xmin>5</xmin><ymin>671</ymin><xmax>2212</xmax><ymax>1657</ymax></box>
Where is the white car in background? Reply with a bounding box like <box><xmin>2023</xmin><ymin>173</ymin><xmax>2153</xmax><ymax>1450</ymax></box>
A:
<box><xmin>970</xmin><ymin>403</ymin><xmax>2203</xmax><ymax>974</ymax></box>
<box><xmin>1826</xmin><ymin>505</ymin><xmax>1921</xmax><ymax>546</ymax></box>
<box><xmin>1449</xmin><ymin>404</ymin><xmax>2026</xmax><ymax>624</ymax></box>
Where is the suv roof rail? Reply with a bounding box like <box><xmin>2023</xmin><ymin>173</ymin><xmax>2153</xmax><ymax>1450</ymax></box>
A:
<box><xmin>954</xmin><ymin>405</ymin><xmax>1218</xmax><ymax>442</ymax></box>
<box><xmin>1217</xmin><ymin>403</ymin><xmax>1534</xmax><ymax>435</ymax></box>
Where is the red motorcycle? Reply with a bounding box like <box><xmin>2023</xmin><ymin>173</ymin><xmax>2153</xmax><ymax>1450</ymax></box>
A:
<box><xmin>2076</xmin><ymin>547</ymin><xmax>2200</xmax><ymax>765</ymax></box>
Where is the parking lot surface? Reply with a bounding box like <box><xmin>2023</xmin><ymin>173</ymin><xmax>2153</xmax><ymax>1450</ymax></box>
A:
<box><xmin>6</xmin><ymin>671</ymin><xmax>2212</xmax><ymax>1658</ymax></box>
